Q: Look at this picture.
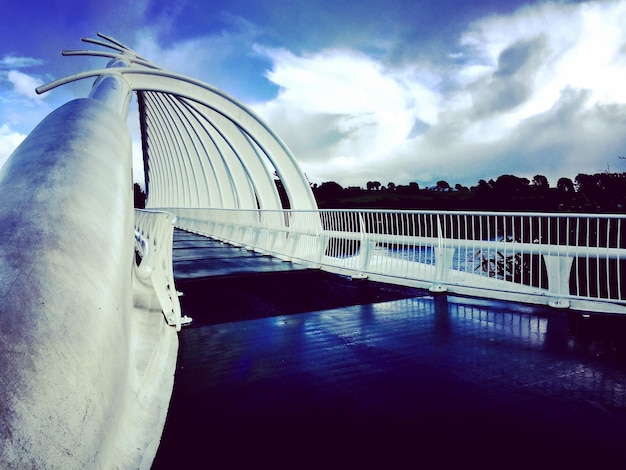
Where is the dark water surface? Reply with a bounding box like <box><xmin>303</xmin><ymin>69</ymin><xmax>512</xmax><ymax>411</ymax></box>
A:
<box><xmin>152</xmin><ymin>231</ymin><xmax>626</xmax><ymax>468</ymax></box>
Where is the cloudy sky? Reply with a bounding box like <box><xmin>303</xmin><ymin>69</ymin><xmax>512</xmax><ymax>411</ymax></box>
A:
<box><xmin>1</xmin><ymin>0</ymin><xmax>626</xmax><ymax>189</ymax></box>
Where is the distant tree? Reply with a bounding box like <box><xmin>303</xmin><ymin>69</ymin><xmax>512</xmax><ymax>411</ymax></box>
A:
<box><xmin>574</xmin><ymin>173</ymin><xmax>593</xmax><ymax>193</ymax></box>
<box><xmin>532</xmin><ymin>174</ymin><xmax>549</xmax><ymax>191</ymax></box>
<box><xmin>455</xmin><ymin>183</ymin><xmax>470</xmax><ymax>192</ymax></box>
<box><xmin>557</xmin><ymin>177</ymin><xmax>575</xmax><ymax>193</ymax></box>
<box><xmin>471</xmin><ymin>179</ymin><xmax>491</xmax><ymax>193</ymax></box>
<box><xmin>316</xmin><ymin>181</ymin><xmax>344</xmax><ymax>199</ymax></box>
<box><xmin>579</xmin><ymin>171</ymin><xmax>626</xmax><ymax>193</ymax></box>
<box><xmin>409</xmin><ymin>182</ymin><xmax>420</xmax><ymax>192</ymax></box>
<box><xmin>574</xmin><ymin>172</ymin><xmax>626</xmax><ymax>210</ymax></box>
<box><xmin>436</xmin><ymin>180</ymin><xmax>451</xmax><ymax>191</ymax></box>
<box><xmin>372</xmin><ymin>181</ymin><xmax>381</xmax><ymax>190</ymax></box>
<box><xmin>134</xmin><ymin>183</ymin><xmax>146</xmax><ymax>208</ymax></box>
<box><xmin>366</xmin><ymin>181</ymin><xmax>375</xmax><ymax>191</ymax></box>
<box><xmin>493</xmin><ymin>175</ymin><xmax>530</xmax><ymax>195</ymax></box>
<box><xmin>387</xmin><ymin>182</ymin><xmax>396</xmax><ymax>191</ymax></box>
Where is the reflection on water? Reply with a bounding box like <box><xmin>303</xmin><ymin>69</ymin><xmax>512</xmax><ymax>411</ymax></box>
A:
<box><xmin>310</xmin><ymin>295</ymin><xmax>626</xmax><ymax>410</ymax></box>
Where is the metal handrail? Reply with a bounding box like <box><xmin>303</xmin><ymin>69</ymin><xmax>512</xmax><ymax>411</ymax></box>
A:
<box><xmin>134</xmin><ymin>209</ymin><xmax>183</xmax><ymax>331</ymax></box>
<box><xmin>168</xmin><ymin>207</ymin><xmax>626</xmax><ymax>314</ymax></box>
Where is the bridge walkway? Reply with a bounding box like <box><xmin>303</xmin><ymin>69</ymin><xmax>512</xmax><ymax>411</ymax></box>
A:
<box><xmin>153</xmin><ymin>230</ymin><xmax>626</xmax><ymax>469</ymax></box>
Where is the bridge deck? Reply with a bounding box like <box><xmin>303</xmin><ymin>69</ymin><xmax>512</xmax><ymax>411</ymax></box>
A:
<box><xmin>153</xmin><ymin>230</ymin><xmax>626</xmax><ymax>468</ymax></box>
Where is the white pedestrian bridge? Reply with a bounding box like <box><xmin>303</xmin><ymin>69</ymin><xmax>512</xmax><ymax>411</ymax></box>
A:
<box><xmin>1</xmin><ymin>34</ymin><xmax>625</xmax><ymax>468</ymax></box>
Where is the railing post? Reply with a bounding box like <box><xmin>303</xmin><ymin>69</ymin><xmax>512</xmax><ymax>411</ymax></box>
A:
<box><xmin>430</xmin><ymin>215</ymin><xmax>454</xmax><ymax>292</ymax></box>
<box><xmin>357</xmin><ymin>213</ymin><xmax>373</xmax><ymax>276</ymax></box>
<box><xmin>285</xmin><ymin>212</ymin><xmax>298</xmax><ymax>260</ymax></box>
<box><xmin>430</xmin><ymin>247</ymin><xmax>455</xmax><ymax>293</ymax></box>
<box><xmin>544</xmin><ymin>255</ymin><xmax>573</xmax><ymax>308</ymax></box>
<box><xmin>315</xmin><ymin>211</ymin><xmax>328</xmax><ymax>265</ymax></box>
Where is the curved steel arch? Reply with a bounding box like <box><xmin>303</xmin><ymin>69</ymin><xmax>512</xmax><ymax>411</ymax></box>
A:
<box><xmin>129</xmin><ymin>70</ymin><xmax>318</xmax><ymax>210</ymax></box>
<box><xmin>38</xmin><ymin>35</ymin><xmax>318</xmax><ymax>211</ymax></box>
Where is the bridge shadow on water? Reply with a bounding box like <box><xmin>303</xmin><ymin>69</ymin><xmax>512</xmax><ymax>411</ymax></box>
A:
<box><xmin>153</xmin><ymin>230</ymin><xmax>626</xmax><ymax>469</ymax></box>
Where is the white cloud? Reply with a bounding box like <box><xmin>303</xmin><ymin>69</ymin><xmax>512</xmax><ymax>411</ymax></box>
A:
<box><xmin>253</xmin><ymin>47</ymin><xmax>440</xmax><ymax>185</ymax></box>
<box><xmin>252</xmin><ymin>1</ymin><xmax>626</xmax><ymax>187</ymax></box>
<box><xmin>0</xmin><ymin>56</ymin><xmax>43</xmax><ymax>69</ymax></box>
<box><xmin>7</xmin><ymin>70</ymin><xmax>45</xmax><ymax>101</ymax></box>
<box><xmin>0</xmin><ymin>124</ymin><xmax>26</xmax><ymax>170</ymax></box>
<box><xmin>459</xmin><ymin>1</ymin><xmax>626</xmax><ymax>121</ymax></box>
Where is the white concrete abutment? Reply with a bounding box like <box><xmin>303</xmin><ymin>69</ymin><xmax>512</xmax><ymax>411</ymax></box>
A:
<box><xmin>0</xmin><ymin>97</ymin><xmax>177</xmax><ymax>468</ymax></box>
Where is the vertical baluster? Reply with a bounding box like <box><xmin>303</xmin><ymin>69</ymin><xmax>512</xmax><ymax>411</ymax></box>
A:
<box><xmin>384</xmin><ymin>211</ymin><xmax>390</xmax><ymax>273</ymax></box>
<box><xmin>596</xmin><ymin>217</ymin><xmax>601</xmax><ymax>298</ymax></box>
<box><xmin>619</xmin><ymin>218</ymin><xmax>623</xmax><ymax>301</ymax></box>
<box><xmin>409</xmin><ymin>212</ymin><xmax>416</xmax><ymax>277</ymax></box>
<box><xmin>336</xmin><ymin>210</ymin><xmax>341</xmax><ymax>260</ymax></box>
<box><xmin>572</xmin><ymin>216</ymin><xmax>579</xmax><ymax>296</ymax></box>
<box><xmin>606</xmin><ymin>217</ymin><xmax>611</xmax><ymax>299</ymax></box>
<box><xmin>565</xmin><ymin>216</ymin><xmax>571</xmax><ymax>296</ymax></box>
<box><xmin>488</xmin><ymin>215</ymin><xmax>493</xmax><ymax>278</ymax></box>
<box><xmin>336</xmin><ymin>210</ymin><xmax>342</xmax><ymax>260</ymax></box>
<box><xmin>397</xmin><ymin>211</ymin><xmax>402</xmax><ymax>275</ymax></box>
<box><xmin>536</xmin><ymin>215</ymin><xmax>541</xmax><ymax>289</ymax></box>
<box><xmin>585</xmin><ymin>217</ymin><xmax>591</xmax><ymax>298</ymax></box>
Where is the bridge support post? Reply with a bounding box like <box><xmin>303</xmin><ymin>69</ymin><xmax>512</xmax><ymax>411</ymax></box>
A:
<box><xmin>430</xmin><ymin>247</ymin><xmax>455</xmax><ymax>293</ymax></box>
<box><xmin>544</xmin><ymin>255</ymin><xmax>573</xmax><ymax>308</ymax></box>
<box><xmin>357</xmin><ymin>240</ymin><xmax>376</xmax><ymax>275</ymax></box>
<box><xmin>357</xmin><ymin>213</ymin><xmax>374</xmax><ymax>276</ymax></box>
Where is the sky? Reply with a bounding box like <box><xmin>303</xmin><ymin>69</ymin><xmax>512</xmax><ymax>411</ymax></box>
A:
<box><xmin>1</xmin><ymin>0</ymin><xmax>626</xmax><ymax>189</ymax></box>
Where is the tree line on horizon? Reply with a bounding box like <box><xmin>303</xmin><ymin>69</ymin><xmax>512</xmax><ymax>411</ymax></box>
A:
<box><xmin>134</xmin><ymin>169</ymin><xmax>626</xmax><ymax>213</ymax></box>
<box><xmin>310</xmin><ymin>171</ymin><xmax>626</xmax><ymax>213</ymax></box>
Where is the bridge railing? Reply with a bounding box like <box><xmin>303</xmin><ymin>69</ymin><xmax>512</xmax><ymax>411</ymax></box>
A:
<box><xmin>134</xmin><ymin>209</ymin><xmax>183</xmax><ymax>331</ymax></box>
<box><xmin>171</xmin><ymin>208</ymin><xmax>626</xmax><ymax>314</ymax></box>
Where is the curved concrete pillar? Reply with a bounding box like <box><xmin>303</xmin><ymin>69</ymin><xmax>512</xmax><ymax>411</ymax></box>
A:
<box><xmin>0</xmin><ymin>98</ymin><xmax>174</xmax><ymax>468</ymax></box>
